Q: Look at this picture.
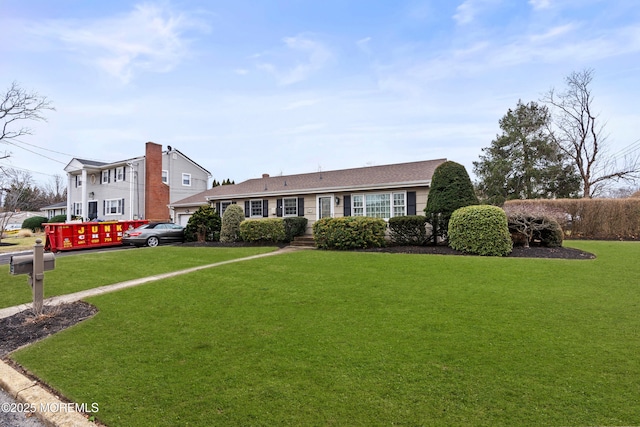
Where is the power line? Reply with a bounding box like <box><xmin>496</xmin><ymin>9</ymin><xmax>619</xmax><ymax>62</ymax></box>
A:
<box><xmin>0</xmin><ymin>161</ymin><xmax>61</xmax><ymax>178</ymax></box>
<box><xmin>612</xmin><ymin>137</ymin><xmax>640</xmax><ymax>160</ymax></box>
<box><xmin>4</xmin><ymin>140</ymin><xmax>68</xmax><ymax>165</ymax></box>
<box><xmin>10</xmin><ymin>138</ymin><xmax>77</xmax><ymax>158</ymax></box>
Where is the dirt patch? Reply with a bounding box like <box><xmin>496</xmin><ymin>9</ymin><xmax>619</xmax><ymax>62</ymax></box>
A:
<box><xmin>0</xmin><ymin>301</ymin><xmax>98</xmax><ymax>358</ymax></box>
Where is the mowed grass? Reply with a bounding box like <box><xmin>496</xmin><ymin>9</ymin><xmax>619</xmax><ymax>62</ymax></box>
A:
<box><xmin>12</xmin><ymin>241</ymin><xmax>640</xmax><ymax>426</ymax></box>
<box><xmin>1</xmin><ymin>246</ymin><xmax>277</xmax><ymax>308</ymax></box>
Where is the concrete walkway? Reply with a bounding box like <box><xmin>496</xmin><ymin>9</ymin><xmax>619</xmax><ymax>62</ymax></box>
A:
<box><xmin>0</xmin><ymin>246</ymin><xmax>300</xmax><ymax>427</ymax></box>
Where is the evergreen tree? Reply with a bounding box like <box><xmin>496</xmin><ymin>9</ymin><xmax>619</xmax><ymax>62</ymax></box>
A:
<box><xmin>424</xmin><ymin>161</ymin><xmax>479</xmax><ymax>242</ymax></box>
<box><xmin>473</xmin><ymin>100</ymin><xmax>580</xmax><ymax>205</ymax></box>
<box><xmin>184</xmin><ymin>205</ymin><xmax>221</xmax><ymax>242</ymax></box>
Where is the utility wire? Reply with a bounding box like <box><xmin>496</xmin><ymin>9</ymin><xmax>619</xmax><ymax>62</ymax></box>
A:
<box><xmin>612</xmin><ymin>138</ymin><xmax>640</xmax><ymax>160</ymax></box>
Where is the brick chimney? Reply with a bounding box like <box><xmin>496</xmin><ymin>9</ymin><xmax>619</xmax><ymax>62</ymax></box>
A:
<box><xmin>144</xmin><ymin>142</ymin><xmax>170</xmax><ymax>221</ymax></box>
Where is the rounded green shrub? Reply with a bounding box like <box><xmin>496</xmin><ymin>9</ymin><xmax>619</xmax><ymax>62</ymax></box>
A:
<box><xmin>22</xmin><ymin>216</ymin><xmax>48</xmax><ymax>232</ymax></box>
<box><xmin>184</xmin><ymin>205</ymin><xmax>221</xmax><ymax>242</ymax></box>
<box><xmin>219</xmin><ymin>204</ymin><xmax>245</xmax><ymax>243</ymax></box>
<box><xmin>388</xmin><ymin>215</ymin><xmax>429</xmax><ymax>245</ymax></box>
<box><xmin>240</xmin><ymin>218</ymin><xmax>287</xmax><ymax>243</ymax></box>
<box><xmin>47</xmin><ymin>215</ymin><xmax>67</xmax><ymax>223</ymax></box>
<box><xmin>448</xmin><ymin>205</ymin><xmax>512</xmax><ymax>256</ymax></box>
<box><xmin>312</xmin><ymin>216</ymin><xmax>386</xmax><ymax>250</ymax></box>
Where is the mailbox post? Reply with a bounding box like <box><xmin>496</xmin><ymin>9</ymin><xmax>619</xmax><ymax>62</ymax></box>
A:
<box><xmin>9</xmin><ymin>238</ymin><xmax>55</xmax><ymax>315</ymax></box>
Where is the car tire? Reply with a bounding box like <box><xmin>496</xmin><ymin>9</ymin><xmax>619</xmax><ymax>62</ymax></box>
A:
<box><xmin>147</xmin><ymin>236</ymin><xmax>159</xmax><ymax>247</ymax></box>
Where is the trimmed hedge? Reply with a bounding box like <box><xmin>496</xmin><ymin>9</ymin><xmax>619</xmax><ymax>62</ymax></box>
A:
<box><xmin>313</xmin><ymin>217</ymin><xmax>386</xmax><ymax>250</ymax></box>
<box><xmin>220</xmin><ymin>204</ymin><xmax>245</xmax><ymax>243</ymax></box>
<box><xmin>448</xmin><ymin>205</ymin><xmax>512</xmax><ymax>256</ymax></box>
<box><xmin>283</xmin><ymin>217</ymin><xmax>308</xmax><ymax>241</ymax></box>
<box><xmin>388</xmin><ymin>215</ymin><xmax>429</xmax><ymax>245</ymax></box>
<box><xmin>503</xmin><ymin>198</ymin><xmax>640</xmax><ymax>240</ymax></box>
<box><xmin>22</xmin><ymin>216</ymin><xmax>48</xmax><ymax>232</ymax></box>
<box><xmin>240</xmin><ymin>218</ymin><xmax>287</xmax><ymax>243</ymax></box>
<box><xmin>47</xmin><ymin>215</ymin><xmax>67</xmax><ymax>223</ymax></box>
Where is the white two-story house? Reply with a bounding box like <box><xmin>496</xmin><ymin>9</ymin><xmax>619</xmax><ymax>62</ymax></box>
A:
<box><xmin>64</xmin><ymin>142</ymin><xmax>211</xmax><ymax>222</ymax></box>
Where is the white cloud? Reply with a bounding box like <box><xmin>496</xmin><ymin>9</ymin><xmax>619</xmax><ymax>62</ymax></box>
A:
<box><xmin>453</xmin><ymin>0</ymin><xmax>477</xmax><ymax>25</ymax></box>
<box><xmin>256</xmin><ymin>34</ymin><xmax>332</xmax><ymax>85</ymax></box>
<box><xmin>33</xmin><ymin>2</ymin><xmax>209</xmax><ymax>83</ymax></box>
<box><xmin>529</xmin><ymin>0</ymin><xmax>552</xmax><ymax>10</ymax></box>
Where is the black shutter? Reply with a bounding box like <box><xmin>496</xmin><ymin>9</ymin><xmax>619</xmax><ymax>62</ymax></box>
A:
<box><xmin>263</xmin><ymin>199</ymin><xmax>269</xmax><ymax>217</ymax></box>
<box><xmin>343</xmin><ymin>195</ymin><xmax>351</xmax><ymax>217</ymax></box>
<box><xmin>75</xmin><ymin>175</ymin><xmax>78</xmax><ymax>188</ymax></box>
<box><xmin>108</xmin><ymin>170</ymin><xmax>111</xmax><ymax>183</ymax></box>
<box><xmin>122</xmin><ymin>166</ymin><xmax>127</xmax><ymax>181</ymax></box>
<box><xmin>121</xmin><ymin>198</ymin><xmax>125</xmax><ymax>216</ymax></box>
<box><xmin>276</xmin><ymin>199</ymin><xmax>283</xmax><ymax>217</ymax></box>
<box><xmin>215</xmin><ymin>202</ymin><xmax>221</xmax><ymax>214</ymax></box>
<box><xmin>244</xmin><ymin>201</ymin><xmax>250</xmax><ymax>218</ymax></box>
<box><xmin>407</xmin><ymin>191</ymin><xmax>417</xmax><ymax>215</ymax></box>
<box><xmin>297</xmin><ymin>197</ymin><xmax>304</xmax><ymax>217</ymax></box>
<box><xmin>103</xmin><ymin>200</ymin><xmax>106</xmax><ymax>216</ymax></box>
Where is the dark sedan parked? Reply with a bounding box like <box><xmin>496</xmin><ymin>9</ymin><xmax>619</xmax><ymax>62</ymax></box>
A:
<box><xmin>122</xmin><ymin>222</ymin><xmax>185</xmax><ymax>247</ymax></box>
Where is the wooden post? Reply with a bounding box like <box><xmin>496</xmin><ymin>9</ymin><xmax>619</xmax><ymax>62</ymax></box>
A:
<box><xmin>32</xmin><ymin>238</ymin><xmax>44</xmax><ymax>315</ymax></box>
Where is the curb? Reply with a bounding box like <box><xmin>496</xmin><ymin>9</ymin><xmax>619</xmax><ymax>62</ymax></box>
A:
<box><xmin>0</xmin><ymin>360</ymin><xmax>94</xmax><ymax>426</ymax></box>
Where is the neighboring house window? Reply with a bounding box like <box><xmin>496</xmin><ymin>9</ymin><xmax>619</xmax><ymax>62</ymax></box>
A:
<box><xmin>250</xmin><ymin>200</ymin><xmax>263</xmax><ymax>217</ymax></box>
<box><xmin>162</xmin><ymin>170</ymin><xmax>168</xmax><ymax>184</ymax></box>
<box><xmin>116</xmin><ymin>167</ymin><xmax>125</xmax><ymax>182</ymax></box>
<box><xmin>73</xmin><ymin>203</ymin><xmax>82</xmax><ymax>216</ymax></box>
<box><xmin>75</xmin><ymin>176</ymin><xmax>82</xmax><ymax>188</ymax></box>
<box><xmin>283</xmin><ymin>197</ymin><xmax>297</xmax><ymax>216</ymax></box>
<box><xmin>104</xmin><ymin>199</ymin><xmax>124</xmax><ymax>215</ymax></box>
<box><xmin>101</xmin><ymin>170</ymin><xmax>109</xmax><ymax>184</ymax></box>
<box><xmin>182</xmin><ymin>173</ymin><xmax>191</xmax><ymax>186</ymax></box>
<box><xmin>352</xmin><ymin>192</ymin><xmax>406</xmax><ymax>220</ymax></box>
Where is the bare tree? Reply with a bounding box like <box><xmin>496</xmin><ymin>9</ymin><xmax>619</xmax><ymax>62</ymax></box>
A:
<box><xmin>542</xmin><ymin>69</ymin><xmax>639</xmax><ymax>197</ymax></box>
<box><xmin>1</xmin><ymin>81</ymin><xmax>55</xmax><ymax>144</ymax></box>
<box><xmin>42</xmin><ymin>174</ymin><xmax>67</xmax><ymax>206</ymax></box>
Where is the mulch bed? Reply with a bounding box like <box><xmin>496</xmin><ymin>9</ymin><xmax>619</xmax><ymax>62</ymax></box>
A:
<box><xmin>0</xmin><ymin>302</ymin><xmax>98</xmax><ymax>358</ymax></box>
<box><xmin>360</xmin><ymin>244</ymin><xmax>596</xmax><ymax>259</ymax></box>
<box><xmin>0</xmin><ymin>244</ymin><xmax>594</xmax><ymax>358</ymax></box>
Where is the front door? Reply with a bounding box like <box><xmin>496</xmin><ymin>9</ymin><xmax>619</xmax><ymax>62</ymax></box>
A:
<box><xmin>318</xmin><ymin>196</ymin><xmax>333</xmax><ymax>219</ymax></box>
<box><xmin>88</xmin><ymin>201</ymin><xmax>98</xmax><ymax>221</ymax></box>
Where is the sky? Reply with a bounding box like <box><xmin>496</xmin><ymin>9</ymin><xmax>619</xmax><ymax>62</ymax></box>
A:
<box><xmin>1</xmin><ymin>0</ymin><xmax>639</xmax><ymax>188</ymax></box>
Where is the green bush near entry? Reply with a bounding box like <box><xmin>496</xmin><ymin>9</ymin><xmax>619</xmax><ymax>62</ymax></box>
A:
<box><xmin>313</xmin><ymin>216</ymin><xmax>386</xmax><ymax>250</ymax></box>
<box><xmin>283</xmin><ymin>217</ymin><xmax>308</xmax><ymax>241</ymax></box>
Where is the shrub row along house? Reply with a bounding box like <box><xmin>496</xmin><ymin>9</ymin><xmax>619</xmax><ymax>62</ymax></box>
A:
<box><xmin>62</xmin><ymin>142</ymin><xmax>211</xmax><ymax>222</ymax></box>
<box><xmin>170</xmin><ymin>159</ymin><xmax>447</xmax><ymax>233</ymax></box>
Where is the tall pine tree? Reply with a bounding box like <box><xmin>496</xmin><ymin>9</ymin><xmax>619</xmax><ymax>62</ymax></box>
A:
<box><xmin>473</xmin><ymin>100</ymin><xmax>580</xmax><ymax>205</ymax></box>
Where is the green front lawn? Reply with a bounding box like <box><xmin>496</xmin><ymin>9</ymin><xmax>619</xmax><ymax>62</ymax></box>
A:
<box><xmin>1</xmin><ymin>246</ymin><xmax>277</xmax><ymax>308</ymax></box>
<box><xmin>12</xmin><ymin>241</ymin><xmax>640</xmax><ymax>426</ymax></box>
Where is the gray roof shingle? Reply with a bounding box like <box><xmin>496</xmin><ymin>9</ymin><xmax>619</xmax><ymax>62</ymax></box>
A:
<box><xmin>172</xmin><ymin>158</ymin><xmax>446</xmax><ymax>207</ymax></box>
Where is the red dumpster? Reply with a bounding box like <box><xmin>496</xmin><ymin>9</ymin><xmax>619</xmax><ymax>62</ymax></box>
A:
<box><xmin>45</xmin><ymin>220</ymin><xmax>148</xmax><ymax>252</ymax></box>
